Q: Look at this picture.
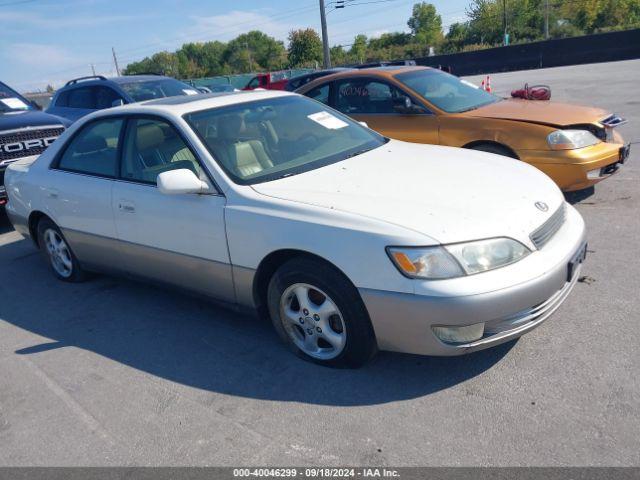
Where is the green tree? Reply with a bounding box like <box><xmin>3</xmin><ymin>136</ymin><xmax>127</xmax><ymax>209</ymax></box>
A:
<box><xmin>407</xmin><ymin>2</ymin><xmax>444</xmax><ymax>47</ymax></box>
<box><xmin>225</xmin><ymin>31</ymin><xmax>286</xmax><ymax>72</ymax></box>
<box><xmin>330</xmin><ymin>45</ymin><xmax>348</xmax><ymax>65</ymax></box>
<box><xmin>441</xmin><ymin>22</ymin><xmax>470</xmax><ymax>53</ymax></box>
<box><xmin>288</xmin><ymin>28</ymin><xmax>323</xmax><ymax>67</ymax></box>
<box><xmin>350</xmin><ymin>34</ymin><xmax>368</xmax><ymax>63</ymax></box>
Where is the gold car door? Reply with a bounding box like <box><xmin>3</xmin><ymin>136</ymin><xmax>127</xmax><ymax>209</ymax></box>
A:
<box><xmin>333</xmin><ymin>78</ymin><xmax>440</xmax><ymax>145</ymax></box>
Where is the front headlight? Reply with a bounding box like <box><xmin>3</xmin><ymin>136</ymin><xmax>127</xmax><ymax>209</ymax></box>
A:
<box><xmin>445</xmin><ymin>238</ymin><xmax>530</xmax><ymax>274</ymax></box>
<box><xmin>388</xmin><ymin>238</ymin><xmax>530</xmax><ymax>279</ymax></box>
<box><xmin>547</xmin><ymin>129</ymin><xmax>600</xmax><ymax>150</ymax></box>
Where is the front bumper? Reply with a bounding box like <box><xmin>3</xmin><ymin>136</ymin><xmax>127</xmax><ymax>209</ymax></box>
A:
<box><xmin>359</xmin><ymin>204</ymin><xmax>586</xmax><ymax>356</ymax></box>
<box><xmin>520</xmin><ymin>141</ymin><xmax>629</xmax><ymax>192</ymax></box>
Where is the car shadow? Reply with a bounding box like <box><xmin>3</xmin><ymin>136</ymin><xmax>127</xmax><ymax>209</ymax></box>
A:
<box><xmin>0</xmin><ymin>234</ymin><xmax>514</xmax><ymax>406</ymax></box>
<box><xmin>0</xmin><ymin>209</ymin><xmax>14</xmax><ymax>234</ymax></box>
<box><xmin>564</xmin><ymin>186</ymin><xmax>595</xmax><ymax>205</ymax></box>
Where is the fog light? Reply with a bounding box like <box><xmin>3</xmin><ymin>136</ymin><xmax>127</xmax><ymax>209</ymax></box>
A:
<box><xmin>587</xmin><ymin>168</ymin><xmax>602</xmax><ymax>179</ymax></box>
<box><xmin>432</xmin><ymin>323</ymin><xmax>485</xmax><ymax>344</ymax></box>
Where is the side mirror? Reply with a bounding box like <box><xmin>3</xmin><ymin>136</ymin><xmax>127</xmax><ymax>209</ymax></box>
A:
<box><xmin>358</xmin><ymin>121</ymin><xmax>369</xmax><ymax>128</ymax></box>
<box><xmin>157</xmin><ymin>169</ymin><xmax>211</xmax><ymax>195</ymax></box>
<box><xmin>111</xmin><ymin>99</ymin><xmax>124</xmax><ymax>107</ymax></box>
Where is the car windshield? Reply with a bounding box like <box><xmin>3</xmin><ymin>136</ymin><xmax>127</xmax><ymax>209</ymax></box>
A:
<box><xmin>185</xmin><ymin>95</ymin><xmax>387</xmax><ymax>185</ymax></box>
<box><xmin>395</xmin><ymin>69</ymin><xmax>500</xmax><ymax>113</ymax></box>
<box><xmin>0</xmin><ymin>82</ymin><xmax>34</xmax><ymax>112</ymax></box>
<box><xmin>119</xmin><ymin>79</ymin><xmax>198</xmax><ymax>102</ymax></box>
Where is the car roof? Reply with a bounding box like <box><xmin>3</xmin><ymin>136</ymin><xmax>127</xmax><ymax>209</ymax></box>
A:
<box><xmin>298</xmin><ymin>65</ymin><xmax>431</xmax><ymax>91</ymax></box>
<box><xmin>109</xmin><ymin>75</ymin><xmax>180</xmax><ymax>84</ymax></box>
<box><xmin>339</xmin><ymin>65</ymin><xmax>429</xmax><ymax>76</ymax></box>
<box><xmin>106</xmin><ymin>89</ymin><xmax>294</xmax><ymax>116</ymax></box>
<box><xmin>58</xmin><ymin>75</ymin><xmax>183</xmax><ymax>90</ymax></box>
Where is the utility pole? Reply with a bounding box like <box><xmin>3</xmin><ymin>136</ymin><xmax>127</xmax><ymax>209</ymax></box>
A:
<box><xmin>90</xmin><ymin>64</ymin><xmax>96</xmax><ymax>76</ymax></box>
<box><xmin>112</xmin><ymin>47</ymin><xmax>121</xmax><ymax>76</ymax></box>
<box><xmin>319</xmin><ymin>0</ymin><xmax>331</xmax><ymax>68</ymax></box>
<box><xmin>503</xmin><ymin>0</ymin><xmax>508</xmax><ymax>46</ymax></box>
<box><xmin>544</xmin><ymin>0</ymin><xmax>550</xmax><ymax>39</ymax></box>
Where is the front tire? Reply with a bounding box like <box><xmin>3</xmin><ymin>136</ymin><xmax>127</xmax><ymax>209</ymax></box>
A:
<box><xmin>267</xmin><ymin>257</ymin><xmax>377</xmax><ymax>368</ymax></box>
<box><xmin>37</xmin><ymin>218</ymin><xmax>86</xmax><ymax>282</ymax></box>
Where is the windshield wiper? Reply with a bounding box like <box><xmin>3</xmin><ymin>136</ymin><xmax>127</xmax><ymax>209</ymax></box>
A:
<box><xmin>344</xmin><ymin>147</ymin><xmax>375</xmax><ymax>159</ymax></box>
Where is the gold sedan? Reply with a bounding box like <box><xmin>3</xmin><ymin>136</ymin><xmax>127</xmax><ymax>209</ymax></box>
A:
<box><xmin>297</xmin><ymin>66</ymin><xmax>629</xmax><ymax>192</ymax></box>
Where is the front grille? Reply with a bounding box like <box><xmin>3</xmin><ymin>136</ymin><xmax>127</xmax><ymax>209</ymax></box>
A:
<box><xmin>530</xmin><ymin>203</ymin><xmax>566</xmax><ymax>250</ymax></box>
<box><xmin>0</xmin><ymin>126</ymin><xmax>64</xmax><ymax>162</ymax></box>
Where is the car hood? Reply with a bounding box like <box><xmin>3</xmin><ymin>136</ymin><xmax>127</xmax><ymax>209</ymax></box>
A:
<box><xmin>463</xmin><ymin>98</ymin><xmax>608</xmax><ymax>127</ymax></box>
<box><xmin>251</xmin><ymin>140</ymin><xmax>564</xmax><ymax>245</ymax></box>
<box><xmin>0</xmin><ymin>109</ymin><xmax>69</xmax><ymax>131</ymax></box>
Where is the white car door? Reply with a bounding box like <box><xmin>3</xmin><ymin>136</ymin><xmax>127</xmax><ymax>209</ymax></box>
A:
<box><xmin>46</xmin><ymin>117</ymin><xmax>124</xmax><ymax>272</ymax></box>
<box><xmin>111</xmin><ymin>116</ymin><xmax>234</xmax><ymax>302</ymax></box>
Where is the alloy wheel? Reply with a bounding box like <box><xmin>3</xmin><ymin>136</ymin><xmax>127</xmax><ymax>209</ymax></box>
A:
<box><xmin>44</xmin><ymin>229</ymin><xmax>73</xmax><ymax>278</ymax></box>
<box><xmin>279</xmin><ymin>283</ymin><xmax>347</xmax><ymax>360</ymax></box>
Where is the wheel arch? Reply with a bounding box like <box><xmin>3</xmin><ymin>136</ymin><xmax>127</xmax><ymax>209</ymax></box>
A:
<box><xmin>28</xmin><ymin>210</ymin><xmax>53</xmax><ymax>248</ymax></box>
<box><xmin>463</xmin><ymin>140</ymin><xmax>520</xmax><ymax>159</ymax></box>
<box><xmin>252</xmin><ymin>249</ymin><xmax>354</xmax><ymax>316</ymax></box>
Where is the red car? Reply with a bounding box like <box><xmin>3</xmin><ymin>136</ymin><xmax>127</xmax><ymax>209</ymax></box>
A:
<box><xmin>243</xmin><ymin>72</ymin><xmax>289</xmax><ymax>91</ymax></box>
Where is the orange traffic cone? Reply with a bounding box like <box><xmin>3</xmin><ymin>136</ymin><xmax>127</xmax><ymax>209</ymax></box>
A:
<box><xmin>486</xmin><ymin>75</ymin><xmax>492</xmax><ymax>93</ymax></box>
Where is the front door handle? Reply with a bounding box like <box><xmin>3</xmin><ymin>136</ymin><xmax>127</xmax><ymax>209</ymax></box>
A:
<box><xmin>118</xmin><ymin>201</ymin><xmax>136</xmax><ymax>213</ymax></box>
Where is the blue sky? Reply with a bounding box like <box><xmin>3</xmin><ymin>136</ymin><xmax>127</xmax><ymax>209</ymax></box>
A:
<box><xmin>1</xmin><ymin>0</ymin><xmax>470</xmax><ymax>92</ymax></box>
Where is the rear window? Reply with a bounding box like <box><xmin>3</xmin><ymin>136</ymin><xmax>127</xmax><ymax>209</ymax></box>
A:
<box><xmin>67</xmin><ymin>87</ymin><xmax>96</xmax><ymax>109</ymax></box>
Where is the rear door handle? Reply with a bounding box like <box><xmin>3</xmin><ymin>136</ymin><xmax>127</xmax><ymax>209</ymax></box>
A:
<box><xmin>118</xmin><ymin>201</ymin><xmax>136</xmax><ymax>213</ymax></box>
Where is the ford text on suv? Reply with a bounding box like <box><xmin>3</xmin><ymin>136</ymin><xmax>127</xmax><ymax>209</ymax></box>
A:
<box><xmin>1</xmin><ymin>81</ymin><xmax>68</xmax><ymax>207</ymax></box>
<box><xmin>46</xmin><ymin>74</ymin><xmax>201</xmax><ymax>123</ymax></box>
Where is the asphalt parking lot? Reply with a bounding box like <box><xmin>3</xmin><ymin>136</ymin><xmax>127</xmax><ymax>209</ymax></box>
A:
<box><xmin>1</xmin><ymin>59</ymin><xmax>639</xmax><ymax>467</ymax></box>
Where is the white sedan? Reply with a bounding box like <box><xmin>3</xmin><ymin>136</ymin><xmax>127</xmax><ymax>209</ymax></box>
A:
<box><xmin>5</xmin><ymin>90</ymin><xmax>587</xmax><ymax>368</ymax></box>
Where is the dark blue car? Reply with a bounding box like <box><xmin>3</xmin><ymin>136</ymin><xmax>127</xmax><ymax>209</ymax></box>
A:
<box><xmin>46</xmin><ymin>74</ymin><xmax>200</xmax><ymax>123</ymax></box>
<box><xmin>1</xmin><ymin>81</ymin><xmax>69</xmax><ymax>206</ymax></box>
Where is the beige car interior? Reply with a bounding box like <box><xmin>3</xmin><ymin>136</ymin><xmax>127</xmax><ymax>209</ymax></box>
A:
<box><xmin>205</xmin><ymin>114</ymin><xmax>276</xmax><ymax>179</ymax></box>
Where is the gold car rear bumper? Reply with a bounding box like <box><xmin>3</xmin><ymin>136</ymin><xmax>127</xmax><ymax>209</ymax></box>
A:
<box><xmin>519</xmin><ymin>142</ymin><xmax>628</xmax><ymax>192</ymax></box>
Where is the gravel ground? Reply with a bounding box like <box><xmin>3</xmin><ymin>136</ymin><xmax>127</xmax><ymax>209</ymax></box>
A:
<box><xmin>0</xmin><ymin>59</ymin><xmax>638</xmax><ymax>466</ymax></box>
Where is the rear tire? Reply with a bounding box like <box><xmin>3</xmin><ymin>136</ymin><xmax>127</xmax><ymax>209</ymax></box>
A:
<box><xmin>267</xmin><ymin>257</ymin><xmax>377</xmax><ymax>368</ymax></box>
<box><xmin>470</xmin><ymin>143</ymin><xmax>518</xmax><ymax>159</ymax></box>
<box><xmin>37</xmin><ymin>218</ymin><xmax>87</xmax><ymax>282</ymax></box>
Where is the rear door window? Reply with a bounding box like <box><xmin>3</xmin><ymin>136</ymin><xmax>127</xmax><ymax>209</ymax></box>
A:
<box><xmin>67</xmin><ymin>87</ymin><xmax>96</xmax><ymax>109</ymax></box>
<box><xmin>56</xmin><ymin>118</ymin><xmax>123</xmax><ymax>177</ymax></box>
<box><xmin>335</xmin><ymin>79</ymin><xmax>409</xmax><ymax>114</ymax></box>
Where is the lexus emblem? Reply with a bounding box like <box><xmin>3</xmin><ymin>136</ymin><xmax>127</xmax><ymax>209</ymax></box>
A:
<box><xmin>535</xmin><ymin>201</ymin><xmax>549</xmax><ymax>212</ymax></box>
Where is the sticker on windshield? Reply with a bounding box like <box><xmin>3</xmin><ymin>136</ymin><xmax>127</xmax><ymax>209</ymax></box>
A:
<box><xmin>307</xmin><ymin>111</ymin><xmax>348</xmax><ymax>129</ymax></box>
<box><xmin>183</xmin><ymin>89</ymin><xmax>199</xmax><ymax>96</ymax></box>
<box><xmin>1</xmin><ymin>97</ymin><xmax>29</xmax><ymax>110</ymax></box>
